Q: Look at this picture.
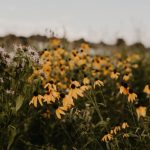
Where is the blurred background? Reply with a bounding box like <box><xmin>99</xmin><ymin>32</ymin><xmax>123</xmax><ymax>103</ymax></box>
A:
<box><xmin>0</xmin><ymin>0</ymin><xmax>150</xmax><ymax>48</ymax></box>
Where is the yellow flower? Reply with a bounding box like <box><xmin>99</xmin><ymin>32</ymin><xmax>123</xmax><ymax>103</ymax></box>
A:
<box><xmin>143</xmin><ymin>84</ymin><xmax>150</xmax><ymax>95</ymax></box>
<box><xmin>135</xmin><ymin>105</ymin><xmax>147</xmax><ymax>120</ymax></box>
<box><xmin>41</xmin><ymin>50</ymin><xmax>51</xmax><ymax>60</ymax></box>
<box><xmin>101</xmin><ymin>133</ymin><xmax>113</xmax><ymax>142</ymax></box>
<box><xmin>57</xmin><ymin>82</ymin><xmax>67</xmax><ymax>89</ymax></box>
<box><xmin>29</xmin><ymin>92</ymin><xmax>44</xmax><ymax>107</ymax></box>
<box><xmin>43</xmin><ymin>92</ymin><xmax>55</xmax><ymax>104</ymax></box>
<box><xmin>71</xmin><ymin>80</ymin><xmax>80</xmax><ymax>87</ymax></box>
<box><xmin>80</xmin><ymin>84</ymin><xmax>91</xmax><ymax>92</ymax></box>
<box><xmin>123</xmin><ymin>73</ymin><xmax>131</xmax><ymax>81</ymax></box>
<box><xmin>44</xmin><ymin>81</ymin><xmax>60</xmax><ymax>104</ymax></box>
<box><xmin>128</xmin><ymin>89</ymin><xmax>137</xmax><ymax>103</ymax></box>
<box><xmin>103</xmin><ymin>66</ymin><xmax>110</xmax><ymax>76</ymax></box>
<box><xmin>56</xmin><ymin>106</ymin><xmax>67</xmax><ymax>119</ymax></box>
<box><xmin>80</xmin><ymin>43</ymin><xmax>90</xmax><ymax>51</ymax></box>
<box><xmin>83</xmin><ymin>77</ymin><xmax>90</xmax><ymax>85</ymax></box>
<box><xmin>122</xmin><ymin>122</ymin><xmax>129</xmax><ymax>129</ymax></box>
<box><xmin>44</xmin><ymin>80</ymin><xmax>57</xmax><ymax>91</ymax></box>
<box><xmin>93</xmin><ymin>79</ymin><xmax>104</xmax><ymax>89</ymax></box>
<box><xmin>92</xmin><ymin>58</ymin><xmax>101</xmax><ymax>70</ymax></box>
<box><xmin>119</xmin><ymin>82</ymin><xmax>129</xmax><ymax>95</ymax></box>
<box><xmin>123</xmin><ymin>133</ymin><xmax>129</xmax><ymax>138</ymax></box>
<box><xmin>62</xmin><ymin>94</ymin><xmax>74</xmax><ymax>108</ymax></box>
<box><xmin>110</xmin><ymin>130</ymin><xmax>114</xmax><ymax>134</ymax></box>
<box><xmin>113</xmin><ymin>126</ymin><xmax>121</xmax><ymax>134</ymax></box>
<box><xmin>110</xmin><ymin>69</ymin><xmax>120</xmax><ymax>80</ymax></box>
<box><xmin>69</xmin><ymin>83</ymin><xmax>84</xmax><ymax>99</ymax></box>
<box><xmin>42</xmin><ymin>64</ymin><xmax>51</xmax><ymax>75</ymax></box>
<box><xmin>124</xmin><ymin>66</ymin><xmax>132</xmax><ymax>73</ymax></box>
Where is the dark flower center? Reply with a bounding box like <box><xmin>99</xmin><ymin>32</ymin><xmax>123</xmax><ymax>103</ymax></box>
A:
<box><xmin>61</xmin><ymin>68</ymin><xmax>64</xmax><ymax>71</ymax></box>
<box><xmin>71</xmin><ymin>78</ymin><xmax>75</xmax><ymax>81</ymax></box>
<box><xmin>71</xmin><ymin>84</ymin><xmax>76</xmax><ymax>89</ymax></box>
<box><xmin>105</xmin><ymin>66</ymin><xmax>109</xmax><ymax>70</ymax></box>
<box><xmin>129</xmin><ymin>89</ymin><xmax>133</xmax><ymax>94</ymax></box>
<box><xmin>33</xmin><ymin>91</ymin><xmax>38</xmax><ymax>96</ymax></box>
<box><xmin>49</xmin><ymin>80</ymin><xmax>54</xmax><ymax>84</ymax></box>
<box><xmin>121</xmin><ymin>82</ymin><xmax>128</xmax><ymax>88</ymax></box>
<box><xmin>84</xmin><ymin>74</ymin><xmax>87</xmax><ymax>78</ymax></box>
<box><xmin>95</xmin><ymin>77</ymin><xmax>98</xmax><ymax>81</ymax></box>
<box><xmin>113</xmin><ymin>69</ymin><xmax>117</xmax><ymax>73</ymax></box>
<box><xmin>60</xmin><ymin>93</ymin><xmax>65</xmax><ymax>98</ymax></box>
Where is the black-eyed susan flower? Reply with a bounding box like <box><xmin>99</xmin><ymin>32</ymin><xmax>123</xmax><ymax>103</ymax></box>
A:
<box><xmin>40</xmin><ymin>50</ymin><xmax>51</xmax><ymax>61</ymax></box>
<box><xmin>44</xmin><ymin>80</ymin><xmax>57</xmax><ymax>91</ymax></box>
<box><xmin>119</xmin><ymin>82</ymin><xmax>129</xmax><ymax>95</ymax></box>
<box><xmin>103</xmin><ymin>66</ymin><xmax>110</xmax><ymax>76</ymax></box>
<box><xmin>124</xmin><ymin>65</ymin><xmax>132</xmax><ymax>73</ymax></box>
<box><xmin>68</xmin><ymin>83</ymin><xmax>84</xmax><ymax>99</ymax></box>
<box><xmin>122</xmin><ymin>122</ymin><xmax>129</xmax><ymax>129</ymax></box>
<box><xmin>143</xmin><ymin>84</ymin><xmax>150</xmax><ymax>95</ymax></box>
<box><xmin>44</xmin><ymin>81</ymin><xmax>60</xmax><ymax>104</ymax></box>
<box><xmin>101</xmin><ymin>133</ymin><xmax>113</xmax><ymax>142</ymax></box>
<box><xmin>62</xmin><ymin>94</ymin><xmax>74</xmax><ymax>109</ymax></box>
<box><xmin>43</xmin><ymin>91</ymin><xmax>55</xmax><ymax>104</ymax></box>
<box><xmin>93</xmin><ymin>79</ymin><xmax>104</xmax><ymax>89</ymax></box>
<box><xmin>29</xmin><ymin>91</ymin><xmax>44</xmax><ymax>108</ymax></box>
<box><xmin>113</xmin><ymin>126</ymin><xmax>121</xmax><ymax>134</ymax></box>
<box><xmin>80</xmin><ymin>43</ymin><xmax>90</xmax><ymax>52</ymax></box>
<box><xmin>110</xmin><ymin>69</ymin><xmax>120</xmax><ymax>80</ymax></box>
<box><xmin>83</xmin><ymin>76</ymin><xmax>90</xmax><ymax>85</ymax></box>
<box><xmin>71</xmin><ymin>80</ymin><xmax>80</xmax><ymax>87</ymax></box>
<box><xmin>128</xmin><ymin>89</ymin><xmax>137</xmax><ymax>103</ymax></box>
<box><xmin>123</xmin><ymin>72</ymin><xmax>132</xmax><ymax>81</ymax></box>
<box><xmin>135</xmin><ymin>103</ymin><xmax>147</xmax><ymax>120</ymax></box>
<box><xmin>92</xmin><ymin>58</ymin><xmax>101</xmax><ymax>70</ymax></box>
<box><xmin>42</xmin><ymin>63</ymin><xmax>51</xmax><ymax>75</ymax></box>
<box><xmin>56</xmin><ymin>106</ymin><xmax>67</xmax><ymax>119</ymax></box>
<box><xmin>80</xmin><ymin>83</ymin><xmax>91</xmax><ymax>92</ymax></box>
<box><xmin>57</xmin><ymin>82</ymin><xmax>67</xmax><ymax>90</ymax></box>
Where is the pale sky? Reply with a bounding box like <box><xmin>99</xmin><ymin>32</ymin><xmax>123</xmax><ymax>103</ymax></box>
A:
<box><xmin>0</xmin><ymin>0</ymin><xmax>150</xmax><ymax>46</ymax></box>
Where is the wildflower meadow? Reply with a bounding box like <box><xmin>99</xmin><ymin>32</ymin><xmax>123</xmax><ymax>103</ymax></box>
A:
<box><xmin>0</xmin><ymin>38</ymin><xmax>150</xmax><ymax>150</ymax></box>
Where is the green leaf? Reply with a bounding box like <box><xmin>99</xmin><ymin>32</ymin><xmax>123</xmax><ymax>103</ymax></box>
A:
<box><xmin>7</xmin><ymin>125</ymin><xmax>17</xmax><ymax>150</ymax></box>
<box><xmin>16</xmin><ymin>95</ymin><xmax>24</xmax><ymax>112</ymax></box>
